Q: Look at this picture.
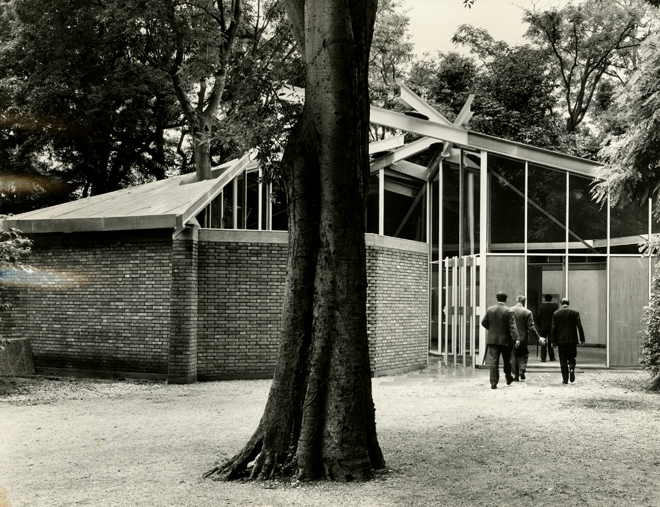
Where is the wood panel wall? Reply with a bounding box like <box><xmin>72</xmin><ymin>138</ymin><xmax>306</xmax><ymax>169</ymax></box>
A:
<box><xmin>609</xmin><ymin>256</ymin><xmax>649</xmax><ymax>366</ymax></box>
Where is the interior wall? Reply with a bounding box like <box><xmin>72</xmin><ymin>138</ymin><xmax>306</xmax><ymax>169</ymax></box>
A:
<box><xmin>542</xmin><ymin>269</ymin><xmax>565</xmax><ymax>299</ymax></box>
<box><xmin>568</xmin><ymin>268</ymin><xmax>607</xmax><ymax>346</ymax></box>
<box><xmin>609</xmin><ymin>256</ymin><xmax>649</xmax><ymax>366</ymax></box>
<box><xmin>486</xmin><ymin>255</ymin><xmax>525</xmax><ymax>306</ymax></box>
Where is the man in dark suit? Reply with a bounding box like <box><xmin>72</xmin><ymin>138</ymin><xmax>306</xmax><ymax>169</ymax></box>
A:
<box><xmin>510</xmin><ymin>295</ymin><xmax>540</xmax><ymax>382</ymax></box>
<box><xmin>537</xmin><ymin>294</ymin><xmax>557</xmax><ymax>362</ymax></box>
<box><xmin>481</xmin><ymin>291</ymin><xmax>519</xmax><ymax>389</ymax></box>
<box><xmin>551</xmin><ymin>298</ymin><xmax>586</xmax><ymax>384</ymax></box>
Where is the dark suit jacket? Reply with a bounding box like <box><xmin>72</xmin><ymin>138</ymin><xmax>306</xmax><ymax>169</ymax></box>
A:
<box><xmin>511</xmin><ymin>303</ymin><xmax>539</xmax><ymax>345</ymax></box>
<box><xmin>481</xmin><ymin>302</ymin><xmax>519</xmax><ymax>346</ymax></box>
<box><xmin>551</xmin><ymin>305</ymin><xmax>586</xmax><ymax>345</ymax></box>
<box><xmin>537</xmin><ymin>302</ymin><xmax>558</xmax><ymax>335</ymax></box>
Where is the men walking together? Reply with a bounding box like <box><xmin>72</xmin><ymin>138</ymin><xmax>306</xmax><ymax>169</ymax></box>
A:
<box><xmin>551</xmin><ymin>298</ymin><xmax>586</xmax><ymax>384</ymax></box>
<box><xmin>481</xmin><ymin>291</ymin><xmax>519</xmax><ymax>389</ymax></box>
<box><xmin>510</xmin><ymin>295</ymin><xmax>539</xmax><ymax>382</ymax></box>
<box><xmin>537</xmin><ymin>294</ymin><xmax>557</xmax><ymax>362</ymax></box>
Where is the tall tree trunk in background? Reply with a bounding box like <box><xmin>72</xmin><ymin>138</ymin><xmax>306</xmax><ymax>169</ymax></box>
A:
<box><xmin>203</xmin><ymin>0</ymin><xmax>385</xmax><ymax>482</ymax></box>
<box><xmin>169</xmin><ymin>0</ymin><xmax>243</xmax><ymax>182</ymax></box>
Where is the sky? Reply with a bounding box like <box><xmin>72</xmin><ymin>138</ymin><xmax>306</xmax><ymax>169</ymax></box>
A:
<box><xmin>403</xmin><ymin>0</ymin><xmax>565</xmax><ymax>57</ymax></box>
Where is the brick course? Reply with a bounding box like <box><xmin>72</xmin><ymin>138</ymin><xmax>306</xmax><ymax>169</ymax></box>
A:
<box><xmin>0</xmin><ymin>229</ymin><xmax>429</xmax><ymax>380</ymax></box>
<box><xmin>196</xmin><ymin>230</ymin><xmax>288</xmax><ymax>380</ymax></box>
<box><xmin>366</xmin><ymin>242</ymin><xmax>429</xmax><ymax>375</ymax></box>
<box><xmin>0</xmin><ymin>231</ymin><xmax>172</xmax><ymax>375</ymax></box>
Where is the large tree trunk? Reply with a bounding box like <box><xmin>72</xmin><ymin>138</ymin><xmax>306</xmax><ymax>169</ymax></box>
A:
<box><xmin>203</xmin><ymin>0</ymin><xmax>384</xmax><ymax>482</ymax></box>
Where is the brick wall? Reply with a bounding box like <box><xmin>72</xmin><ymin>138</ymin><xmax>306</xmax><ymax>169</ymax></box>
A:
<box><xmin>366</xmin><ymin>234</ymin><xmax>429</xmax><ymax>375</ymax></box>
<box><xmin>196</xmin><ymin>231</ymin><xmax>428</xmax><ymax>379</ymax></box>
<box><xmin>196</xmin><ymin>230</ymin><xmax>288</xmax><ymax>380</ymax></box>
<box><xmin>168</xmin><ymin>226</ymin><xmax>198</xmax><ymax>383</ymax></box>
<box><xmin>0</xmin><ymin>228</ymin><xmax>428</xmax><ymax>380</ymax></box>
<box><xmin>0</xmin><ymin>231</ymin><xmax>172</xmax><ymax>375</ymax></box>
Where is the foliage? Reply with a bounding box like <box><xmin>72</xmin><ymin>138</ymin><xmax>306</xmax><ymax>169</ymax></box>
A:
<box><xmin>0</xmin><ymin>224</ymin><xmax>32</xmax><ymax>311</ymax></box>
<box><xmin>369</xmin><ymin>0</ymin><xmax>414</xmax><ymax>108</ymax></box>
<box><xmin>0</xmin><ymin>0</ymin><xmax>182</xmax><ymax>208</ymax></box>
<box><xmin>594</xmin><ymin>32</ymin><xmax>660</xmax><ymax>211</ymax></box>
<box><xmin>418</xmin><ymin>27</ymin><xmax>570</xmax><ymax>152</ymax></box>
<box><xmin>641</xmin><ymin>263</ymin><xmax>660</xmax><ymax>390</ymax></box>
<box><xmin>524</xmin><ymin>0</ymin><xmax>652</xmax><ymax>132</ymax></box>
<box><xmin>408</xmin><ymin>51</ymin><xmax>477</xmax><ymax>122</ymax></box>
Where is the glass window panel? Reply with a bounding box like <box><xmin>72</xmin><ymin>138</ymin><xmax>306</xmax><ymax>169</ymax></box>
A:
<box><xmin>569</xmin><ymin>175</ymin><xmax>606</xmax><ymax>254</ymax></box>
<box><xmin>432</xmin><ymin>178</ymin><xmax>439</xmax><ymax>262</ymax></box>
<box><xmin>366</xmin><ymin>173</ymin><xmax>379</xmax><ymax>234</ymax></box>
<box><xmin>430</xmin><ymin>262</ymin><xmax>440</xmax><ymax>353</ymax></box>
<box><xmin>488</xmin><ymin>154</ymin><xmax>525</xmax><ymax>253</ymax></box>
<box><xmin>246</xmin><ymin>171</ymin><xmax>260</xmax><ymax>230</ymax></box>
<box><xmin>610</xmin><ymin>200</ymin><xmax>648</xmax><ymax>252</ymax></box>
<box><xmin>271</xmin><ymin>184</ymin><xmax>288</xmax><ymax>231</ymax></box>
<box><xmin>237</xmin><ymin>172</ymin><xmax>246</xmax><ymax>229</ymax></box>
<box><xmin>462</xmin><ymin>165</ymin><xmax>480</xmax><ymax>256</ymax></box>
<box><xmin>527</xmin><ymin>164</ymin><xmax>566</xmax><ymax>253</ymax></box>
<box><xmin>443</xmin><ymin>161</ymin><xmax>460</xmax><ymax>258</ymax></box>
<box><xmin>652</xmin><ymin>199</ymin><xmax>660</xmax><ymax>234</ymax></box>
<box><xmin>567</xmin><ymin>256</ymin><xmax>607</xmax><ymax>349</ymax></box>
<box><xmin>223</xmin><ymin>184</ymin><xmax>235</xmax><ymax>229</ymax></box>
<box><xmin>210</xmin><ymin>194</ymin><xmax>222</xmax><ymax>228</ymax></box>
<box><xmin>383</xmin><ymin>173</ymin><xmax>426</xmax><ymax>242</ymax></box>
<box><xmin>261</xmin><ymin>180</ymin><xmax>269</xmax><ymax>230</ymax></box>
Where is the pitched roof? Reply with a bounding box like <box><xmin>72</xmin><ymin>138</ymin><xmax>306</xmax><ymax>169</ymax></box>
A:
<box><xmin>2</xmin><ymin>82</ymin><xmax>601</xmax><ymax>235</ymax></box>
<box><xmin>2</xmin><ymin>153</ymin><xmax>256</xmax><ymax>234</ymax></box>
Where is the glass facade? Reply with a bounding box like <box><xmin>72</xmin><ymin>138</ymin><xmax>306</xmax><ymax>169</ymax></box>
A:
<box><xmin>489</xmin><ymin>154</ymin><xmax>525</xmax><ymax>252</ymax></box>
<box><xmin>193</xmin><ymin>142</ymin><xmax>652</xmax><ymax>367</ymax></box>
<box><xmin>437</xmin><ymin>151</ymin><xmax>652</xmax><ymax>367</ymax></box>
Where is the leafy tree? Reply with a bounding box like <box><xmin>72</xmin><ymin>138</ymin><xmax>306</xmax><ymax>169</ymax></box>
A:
<box><xmin>595</xmin><ymin>32</ymin><xmax>660</xmax><ymax>209</ymax></box>
<box><xmin>0</xmin><ymin>225</ymin><xmax>32</xmax><ymax>311</ymax></box>
<box><xmin>369</xmin><ymin>0</ymin><xmax>414</xmax><ymax>109</ymax></box>
<box><xmin>524</xmin><ymin>0</ymin><xmax>652</xmax><ymax>132</ymax></box>
<box><xmin>641</xmin><ymin>271</ymin><xmax>660</xmax><ymax>390</ymax></box>
<box><xmin>116</xmin><ymin>0</ymin><xmax>246</xmax><ymax>181</ymax></box>
<box><xmin>417</xmin><ymin>27</ymin><xmax>566</xmax><ymax>151</ymax></box>
<box><xmin>0</xmin><ymin>0</ymin><xmax>182</xmax><ymax>205</ymax></box>
<box><xmin>204</xmin><ymin>0</ymin><xmax>385</xmax><ymax>482</ymax></box>
<box><xmin>408</xmin><ymin>51</ymin><xmax>477</xmax><ymax>122</ymax></box>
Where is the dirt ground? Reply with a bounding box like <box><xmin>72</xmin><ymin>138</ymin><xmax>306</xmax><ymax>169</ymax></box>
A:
<box><xmin>1</xmin><ymin>364</ymin><xmax>659</xmax><ymax>507</ymax></box>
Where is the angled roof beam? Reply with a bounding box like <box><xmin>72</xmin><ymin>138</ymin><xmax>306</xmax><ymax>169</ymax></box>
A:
<box><xmin>177</xmin><ymin>151</ymin><xmax>256</xmax><ymax>233</ymax></box>
<box><xmin>455</xmin><ymin>94</ymin><xmax>475</xmax><ymax>127</ymax></box>
<box><xmin>395</xmin><ymin>78</ymin><xmax>452</xmax><ymax>125</ymax></box>
<box><xmin>370</xmin><ymin>107</ymin><xmax>469</xmax><ymax>145</ymax></box>
<box><xmin>369</xmin><ymin>134</ymin><xmax>406</xmax><ymax>154</ymax></box>
<box><xmin>370</xmin><ymin>136</ymin><xmax>441</xmax><ymax>173</ymax></box>
<box><xmin>384</xmin><ymin>161</ymin><xmax>428</xmax><ymax>181</ymax></box>
<box><xmin>442</xmin><ymin>94</ymin><xmax>475</xmax><ymax>157</ymax></box>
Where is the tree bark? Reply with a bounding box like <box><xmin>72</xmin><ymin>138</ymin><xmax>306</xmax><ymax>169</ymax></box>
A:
<box><xmin>203</xmin><ymin>0</ymin><xmax>385</xmax><ymax>482</ymax></box>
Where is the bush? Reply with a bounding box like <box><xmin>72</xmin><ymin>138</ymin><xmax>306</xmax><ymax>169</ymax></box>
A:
<box><xmin>641</xmin><ymin>262</ymin><xmax>660</xmax><ymax>391</ymax></box>
<box><xmin>0</xmin><ymin>224</ymin><xmax>33</xmax><ymax>311</ymax></box>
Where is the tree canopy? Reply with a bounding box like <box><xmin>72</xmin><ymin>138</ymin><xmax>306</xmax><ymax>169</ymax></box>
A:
<box><xmin>524</xmin><ymin>0</ymin><xmax>652</xmax><ymax>132</ymax></box>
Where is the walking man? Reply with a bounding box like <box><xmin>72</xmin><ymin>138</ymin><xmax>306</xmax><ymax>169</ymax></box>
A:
<box><xmin>481</xmin><ymin>291</ymin><xmax>519</xmax><ymax>389</ymax></box>
<box><xmin>510</xmin><ymin>295</ymin><xmax>540</xmax><ymax>381</ymax></box>
<box><xmin>537</xmin><ymin>294</ymin><xmax>557</xmax><ymax>362</ymax></box>
<box><xmin>551</xmin><ymin>298</ymin><xmax>586</xmax><ymax>384</ymax></box>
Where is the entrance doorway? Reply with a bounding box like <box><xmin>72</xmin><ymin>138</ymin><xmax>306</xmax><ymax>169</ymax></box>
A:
<box><xmin>527</xmin><ymin>256</ymin><xmax>607</xmax><ymax>367</ymax></box>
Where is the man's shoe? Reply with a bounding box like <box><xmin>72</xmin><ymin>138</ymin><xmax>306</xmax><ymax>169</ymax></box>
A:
<box><xmin>570</xmin><ymin>370</ymin><xmax>575</xmax><ymax>383</ymax></box>
<box><xmin>541</xmin><ymin>360</ymin><xmax>546</xmax><ymax>363</ymax></box>
<box><xmin>491</xmin><ymin>384</ymin><xmax>497</xmax><ymax>389</ymax></box>
<box><xmin>513</xmin><ymin>377</ymin><xmax>519</xmax><ymax>382</ymax></box>
<box><xmin>521</xmin><ymin>372</ymin><xmax>526</xmax><ymax>380</ymax></box>
<box><xmin>506</xmin><ymin>376</ymin><xmax>513</xmax><ymax>385</ymax></box>
<box><xmin>562</xmin><ymin>381</ymin><xmax>568</xmax><ymax>385</ymax></box>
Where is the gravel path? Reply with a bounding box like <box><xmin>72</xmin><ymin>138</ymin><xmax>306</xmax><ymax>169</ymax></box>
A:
<box><xmin>1</xmin><ymin>366</ymin><xmax>659</xmax><ymax>507</ymax></box>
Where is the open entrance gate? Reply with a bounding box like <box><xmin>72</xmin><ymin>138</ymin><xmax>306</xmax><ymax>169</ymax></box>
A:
<box><xmin>443</xmin><ymin>255</ymin><xmax>484</xmax><ymax>367</ymax></box>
